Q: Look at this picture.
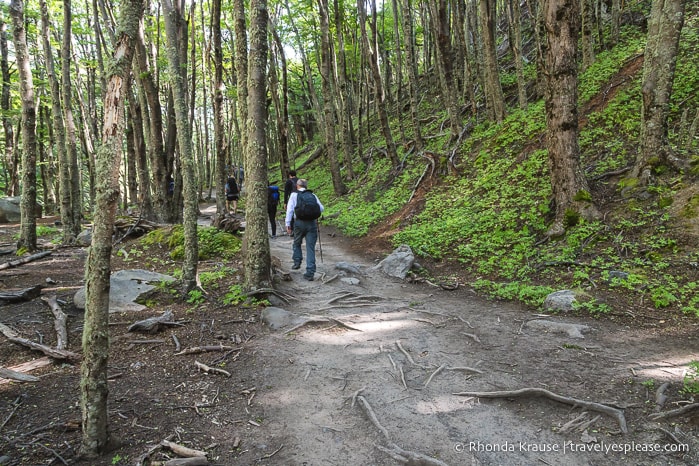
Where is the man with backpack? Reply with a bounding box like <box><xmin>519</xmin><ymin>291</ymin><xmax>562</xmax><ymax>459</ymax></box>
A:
<box><xmin>285</xmin><ymin>179</ymin><xmax>324</xmax><ymax>281</ymax></box>
<box><xmin>267</xmin><ymin>184</ymin><xmax>281</xmax><ymax>237</ymax></box>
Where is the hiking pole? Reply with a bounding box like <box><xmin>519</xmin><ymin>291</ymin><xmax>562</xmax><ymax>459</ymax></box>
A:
<box><xmin>317</xmin><ymin>219</ymin><xmax>324</xmax><ymax>263</ymax></box>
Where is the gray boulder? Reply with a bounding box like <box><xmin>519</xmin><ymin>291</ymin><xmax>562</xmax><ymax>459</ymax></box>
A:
<box><xmin>525</xmin><ymin>319</ymin><xmax>591</xmax><ymax>339</ymax></box>
<box><xmin>543</xmin><ymin>289</ymin><xmax>577</xmax><ymax>313</ymax></box>
<box><xmin>73</xmin><ymin>269</ymin><xmax>176</xmax><ymax>313</ymax></box>
<box><xmin>0</xmin><ymin>197</ymin><xmax>42</xmax><ymax>223</ymax></box>
<box><xmin>373</xmin><ymin>244</ymin><xmax>414</xmax><ymax>280</ymax></box>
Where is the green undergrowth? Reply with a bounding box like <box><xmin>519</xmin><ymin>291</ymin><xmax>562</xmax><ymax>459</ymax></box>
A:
<box><xmin>135</xmin><ymin>225</ymin><xmax>241</xmax><ymax>262</ymax></box>
<box><xmin>317</xmin><ymin>20</ymin><xmax>699</xmax><ymax>317</ymax></box>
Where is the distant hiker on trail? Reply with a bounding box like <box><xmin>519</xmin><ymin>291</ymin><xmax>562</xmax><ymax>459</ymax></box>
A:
<box><xmin>284</xmin><ymin>170</ymin><xmax>299</xmax><ymax>234</ymax></box>
<box><xmin>285</xmin><ymin>179</ymin><xmax>324</xmax><ymax>281</ymax></box>
<box><xmin>225</xmin><ymin>175</ymin><xmax>240</xmax><ymax>214</ymax></box>
<box><xmin>284</xmin><ymin>170</ymin><xmax>298</xmax><ymax>208</ymax></box>
<box><xmin>268</xmin><ymin>184</ymin><xmax>281</xmax><ymax>237</ymax></box>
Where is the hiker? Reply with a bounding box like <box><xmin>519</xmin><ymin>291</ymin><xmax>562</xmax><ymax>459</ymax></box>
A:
<box><xmin>283</xmin><ymin>170</ymin><xmax>299</xmax><ymax>234</ymax></box>
<box><xmin>285</xmin><ymin>179</ymin><xmax>324</xmax><ymax>281</ymax></box>
<box><xmin>268</xmin><ymin>184</ymin><xmax>281</xmax><ymax>237</ymax></box>
<box><xmin>225</xmin><ymin>175</ymin><xmax>240</xmax><ymax>214</ymax></box>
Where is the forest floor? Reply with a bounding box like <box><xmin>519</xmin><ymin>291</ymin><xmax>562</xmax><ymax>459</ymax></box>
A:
<box><xmin>0</xmin><ymin>202</ymin><xmax>698</xmax><ymax>465</ymax></box>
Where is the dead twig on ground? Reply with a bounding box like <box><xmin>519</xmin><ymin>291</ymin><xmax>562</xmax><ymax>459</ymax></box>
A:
<box><xmin>424</xmin><ymin>364</ymin><xmax>445</xmax><ymax>388</ymax></box>
<box><xmin>42</xmin><ymin>295</ymin><xmax>68</xmax><ymax>350</ymax></box>
<box><xmin>0</xmin><ymin>367</ymin><xmax>39</xmax><ymax>383</ymax></box>
<box><xmin>194</xmin><ymin>360</ymin><xmax>231</xmax><ymax>377</ymax></box>
<box><xmin>128</xmin><ymin>310</ymin><xmax>183</xmax><ymax>333</ymax></box>
<box><xmin>0</xmin><ymin>323</ymin><xmax>80</xmax><ymax>362</ymax></box>
<box><xmin>461</xmin><ymin>332</ymin><xmax>481</xmax><ymax>343</ymax></box>
<box><xmin>175</xmin><ymin>345</ymin><xmax>234</xmax><ymax>356</ymax></box>
<box><xmin>256</xmin><ymin>444</ymin><xmax>284</xmax><ymax>461</ymax></box>
<box><xmin>375</xmin><ymin>444</ymin><xmax>449</xmax><ymax>466</ymax></box>
<box><xmin>453</xmin><ymin>387</ymin><xmax>628</xmax><ymax>433</ymax></box>
<box><xmin>172</xmin><ymin>334</ymin><xmax>181</xmax><ymax>352</ymax></box>
<box><xmin>161</xmin><ymin>439</ymin><xmax>207</xmax><ymax>458</ymax></box>
<box><xmin>447</xmin><ymin>366</ymin><xmax>483</xmax><ymax>375</ymax></box>
<box><xmin>0</xmin><ymin>396</ymin><xmax>22</xmax><ymax>431</ymax></box>
<box><xmin>0</xmin><ymin>251</ymin><xmax>52</xmax><ymax>271</ymax></box>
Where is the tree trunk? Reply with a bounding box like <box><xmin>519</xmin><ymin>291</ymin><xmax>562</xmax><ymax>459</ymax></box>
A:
<box><xmin>163</xmin><ymin>0</ymin><xmax>199</xmax><ymax>293</ymax></box>
<box><xmin>610</xmin><ymin>0</ymin><xmax>621</xmax><ymax>46</ymax></box>
<box><xmin>332</xmin><ymin>0</ymin><xmax>356</xmax><ymax>179</ymax></box>
<box><xmin>211</xmin><ymin>0</ymin><xmax>227</xmax><ymax>217</ymax></box>
<box><xmin>318</xmin><ymin>0</ymin><xmax>348</xmax><ymax>196</ymax></box>
<box><xmin>632</xmin><ymin>0</ymin><xmax>686</xmax><ymax>184</ymax></box>
<box><xmin>358</xmin><ymin>0</ymin><xmax>399</xmax><ymax>168</ymax></box>
<box><xmin>81</xmin><ymin>0</ymin><xmax>143</xmax><ymax>457</ymax></box>
<box><xmin>234</xmin><ymin>0</ymin><xmax>249</xmax><ymax>166</ymax></box>
<box><xmin>10</xmin><ymin>0</ymin><xmax>37</xmax><ymax>252</ymax></box>
<box><xmin>402</xmin><ymin>0</ymin><xmax>424</xmax><ymax>149</ymax></box>
<box><xmin>63</xmin><ymin>0</ymin><xmax>84</xmax><ymax>240</ymax></box>
<box><xmin>244</xmin><ymin>0</ymin><xmax>272</xmax><ymax>291</ymax></box>
<box><xmin>580</xmin><ymin>0</ymin><xmax>595</xmax><ymax>71</ymax></box>
<box><xmin>40</xmin><ymin>0</ymin><xmax>70</xmax><ymax>238</ymax></box>
<box><xmin>0</xmin><ymin>21</ymin><xmax>16</xmax><ymax>197</ymax></box>
<box><xmin>542</xmin><ymin>0</ymin><xmax>599</xmax><ymax>237</ymax></box>
<box><xmin>479</xmin><ymin>0</ymin><xmax>506</xmax><ymax>122</ymax></box>
<box><xmin>506</xmin><ymin>0</ymin><xmax>528</xmax><ymax>109</ymax></box>
<box><xmin>269</xmin><ymin>18</ymin><xmax>293</xmax><ymax>183</ymax></box>
<box><xmin>428</xmin><ymin>0</ymin><xmax>462</xmax><ymax>141</ymax></box>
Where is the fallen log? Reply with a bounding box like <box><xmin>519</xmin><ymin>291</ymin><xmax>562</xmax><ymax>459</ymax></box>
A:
<box><xmin>161</xmin><ymin>439</ymin><xmax>207</xmax><ymax>458</ymax></box>
<box><xmin>453</xmin><ymin>387</ymin><xmax>628</xmax><ymax>434</ymax></box>
<box><xmin>0</xmin><ymin>285</ymin><xmax>44</xmax><ymax>304</ymax></box>
<box><xmin>0</xmin><ymin>323</ymin><xmax>80</xmax><ymax>363</ymax></box>
<box><xmin>0</xmin><ymin>251</ymin><xmax>52</xmax><ymax>271</ymax></box>
<box><xmin>163</xmin><ymin>458</ymin><xmax>208</xmax><ymax>466</ymax></box>
<box><xmin>0</xmin><ymin>357</ymin><xmax>51</xmax><ymax>386</ymax></box>
<box><xmin>42</xmin><ymin>295</ymin><xmax>68</xmax><ymax>350</ymax></box>
<box><xmin>0</xmin><ymin>366</ymin><xmax>39</xmax><ymax>382</ymax></box>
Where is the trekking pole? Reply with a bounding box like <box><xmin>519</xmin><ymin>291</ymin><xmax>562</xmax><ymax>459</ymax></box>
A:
<box><xmin>317</xmin><ymin>219</ymin><xmax>324</xmax><ymax>263</ymax></box>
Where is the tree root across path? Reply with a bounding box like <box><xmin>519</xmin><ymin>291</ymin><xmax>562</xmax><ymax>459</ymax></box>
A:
<box><xmin>356</xmin><ymin>395</ymin><xmax>449</xmax><ymax>466</ymax></box>
<box><xmin>453</xmin><ymin>387</ymin><xmax>628</xmax><ymax>434</ymax></box>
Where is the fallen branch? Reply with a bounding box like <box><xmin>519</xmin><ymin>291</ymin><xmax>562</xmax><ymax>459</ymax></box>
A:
<box><xmin>161</xmin><ymin>439</ymin><xmax>207</xmax><ymax>458</ymax></box>
<box><xmin>0</xmin><ymin>396</ymin><xmax>22</xmax><ymax>430</ymax></box>
<box><xmin>0</xmin><ymin>366</ymin><xmax>39</xmax><ymax>382</ymax></box>
<box><xmin>256</xmin><ymin>444</ymin><xmax>284</xmax><ymax>461</ymax></box>
<box><xmin>0</xmin><ymin>251</ymin><xmax>52</xmax><ymax>271</ymax></box>
<box><xmin>0</xmin><ymin>323</ymin><xmax>80</xmax><ymax>362</ymax></box>
<box><xmin>453</xmin><ymin>387</ymin><xmax>628</xmax><ymax>433</ymax></box>
<box><xmin>195</xmin><ymin>360</ymin><xmax>231</xmax><ymax>377</ymax></box>
<box><xmin>175</xmin><ymin>345</ymin><xmax>233</xmax><ymax>356</ymax></box>
<box><xmin>655</xmin><ymin>382</ymin><xmax>670</xmax><ymax>411</ymax></box>
<box><xmin>447</xmin><ymin>366</ymin><xmax>483</xmax><ymax>375</ymax></box>
<box><xmin>0</xmin><ymin>284</ymin><xmax>44</xmax><ymax>304</ymax></box>
<box><xmin>135</xmin><ymin>434</ymin><xmax>175</xmax><ymax>466</ymax></box>
<box><xmin>649</xmin><ymin>403</ymin><xmax>699</xmax><ymax>421</ymax></box>
<box><xmin>42</xmin><ymin>295</ymin><xmax>68</xmax><ymax>350</ymax></box>
<box><xmin>0</xmin><ymin>357</ymin><xmax>51</xmax><ymax>386</ymax></box>
<box><xmin>376</xmin><ymin>444</ymin><xmax>449</xmax><ymax>466</ymax></box>
<box><xmin>163</xmin><ymin>458</ymin><xmax>208</xmax><ymax>466</ymax></box>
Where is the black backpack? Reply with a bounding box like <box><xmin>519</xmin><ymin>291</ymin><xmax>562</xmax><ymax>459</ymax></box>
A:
<box><xmin>294</xmin><ymin>190</ymin><xmax>321</xmax><ymax>220</ymax></box>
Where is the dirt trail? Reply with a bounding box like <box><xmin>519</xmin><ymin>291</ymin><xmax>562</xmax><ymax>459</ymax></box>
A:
<box><xmin>235</xmin><ymin>221</ymin><xmax>698</xmax><ymax>465</ymax></box>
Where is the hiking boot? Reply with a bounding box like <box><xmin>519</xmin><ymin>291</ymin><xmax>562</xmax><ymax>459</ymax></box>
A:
<box><xmin>303</xmin><ymin>274</ymin><xmax>314</xmax><ymax>281</ymax></box>
<box><xmin>292</xmin><ymin>263</ymin><xmax>301</xmax><ymax>270</ymax></box>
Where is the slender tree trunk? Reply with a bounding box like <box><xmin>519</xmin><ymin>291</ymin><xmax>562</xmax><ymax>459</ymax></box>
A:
<box><xmin>81</xmin><ymin>0</ymin><xmax>144</xmax><ymax>457</ymax></box>
<box><xmin>234</xmin><ymin>0</ymin><xmax>249</xmax><ymax>169</ymax></box>
<box><xmin>10</xmin><ymin>0</ymin><xmax>37</xmax><ymax>252</ymax></box>
<box><xmin>318</xmin><ymin>0</ymin><xmax>348</xmax><ymax>195</ymax></box>
<box><xmin>632</xmin><ymin>0</ymin><xmax>686</xmax><ymax>184</ymax></box>
<box><xmin>244</xmin><ymin>0</ymin><xmax>272</xmax><ymax>291</ymax></box>
<box><xmin>506</xmin><ymin>0</ymin><xmax>528</xmax><ymax>109</ymax></box>
<box><xmin>428</xmin><ymin>0</ymin><xmax>462</xmax><ymax>141</ymax></box>
<box><xmin>211</xmin><ymin>0</ymin><xmax>227</xmax><ymax>216</ymax></box>
<box><xmin>63</xmin><ymin>0</ymin><xmax>84</xmax><ymax>239</ymax></box>
<box><xmin>163</xmin><ymin>0</ymin><xmax>199</xmax><ymax>293</ymax></box>
<box><xmin>479</xmin><ymin>0</ymin><xmax>506</xmax><ymax>122</ymax></box>
<box><xmin>40</xmin><ymin>0</ymin><xmax>72</xmax><ymax>242</ymax></box>
<box><xmin>333</xmin><ymin>0</ymin><xmax>356</xmax><ymax>179</ymax></box>
<box><xmin>358</xmin><ymin>0</ymin><xmax>399</xmax><ymax>168</ymax></box>
<box><xmin>610</xmin><ymin>0</ymin><xmax>621</xmax><ymax>46</ymax></box>
<box><xmin>0</xmin><ymin>21</ymin><xmax>16</xmax><ymax>196</ymax></box>
<box><xmin>580</xmin><ymin>0</ymin><xmax>595</xmax><ymax>71</ymax></box>
<box><xmin>402</xmin><ymin>0</ymin><xmax>424</xmax><ymax>149</ymax></box>
<box><xmin>542</xmin><ymin>0</ymin><xmax>598</xmax><ymax>237</ymax></box>
<box><xmin>269</xmin><ymin>17</ymin><xmax>292</xmax><ymax>182</ymax></box>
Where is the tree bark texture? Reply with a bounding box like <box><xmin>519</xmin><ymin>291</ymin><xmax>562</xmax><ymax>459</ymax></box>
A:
<box><xmin>542</xmin><ymin>0</ymin><xmax>598</xmax><ymax>236</ymax></box>
<box><xmin>211</xmin><ymin>0</ymin><xmax>227</xmax><ymax>217</ymax></box>
<box><xmin>234</xmin><ymin>0</ymin><xmax>249</xmax><ymax>165</ymax></box>
<box><xmin>479</xmin><ymin>0</ymin><xmax>506</xmax><ymax>122</ymax></box>
<box><xmin>633</xmin><ymin>0</ymin><xmax>686</xmax><ymax>184</ymax></box>
<box><xmin>80</xmin><ymin>0</ymin><xmax>143</xmax><ymax>457</ymax></box>
<box><xmin>0</xmin><ymin>22</ymin><xmax>17</xmax><ymax>197</ymax></box>
<box><xmin>244</xmin><ymin>0</ymin><xmax>272</xmax><ymax>291</ymax></box>
<box><xmin>10</xmin><ymin>0</ymin><xmax>38</xmax><ymax>252</ymax></box>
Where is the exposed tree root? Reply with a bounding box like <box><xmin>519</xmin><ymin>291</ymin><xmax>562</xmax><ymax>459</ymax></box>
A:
<box><xmin>650</xmin><ymin>403</ymin><xmax>699</xmax><ymax>421</ymax></box>
<box><xmin>283</xmin><ymin>316</ymin><xmax>362</xmax><ymax>334</ymax></box>
<box><xmin>453</xmin><ymin>387</ymin><xmax>628</xmax><ymax>433</ymax></box>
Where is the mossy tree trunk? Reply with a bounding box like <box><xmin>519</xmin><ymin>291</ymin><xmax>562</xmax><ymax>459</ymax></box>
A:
<box><xmin>0</xmin><ymin>21</ymin><xmax>17</xmax><ymax>197</ymax></box>
<box><xmin>10</xmin><ymin>0</ymin><xmax>37</xmax><ymax>252</ymax></box>
<box><xmin>402</xmin><ymin>0</ymin><xmax>424</xmax><ymax>149</ymax></box>
<box><xmin>244</xmin><ymin>0</ymin><xmax>272</xmax><ymax>291</ymax></box>
<box><xmin>542</xmin><ymin>0</ymin><xmax>599</xmax><ymax>237</ymax></box>
<box><xmin>163</xmin><ymin>0</ymin><xmax>199</xmax><ymax>293</ymax></box>
<box><xmin>39</xmin><ymin>0</ymin><xmax>71</xmax><ymax>241</ymax></box>
<box><xmin>632</xmin><ymin>0</ymin><xmax>686</xmax><ymax>185</ymax></box>
<box><xmin>234</xmin><ymin>0</ymin><xmax>249</xmax><ymax>166</ymax></box>
<box><xmin>81</xmin><ymin>0</ymin><xmax>143</xmax><ymax>457</ymax></box>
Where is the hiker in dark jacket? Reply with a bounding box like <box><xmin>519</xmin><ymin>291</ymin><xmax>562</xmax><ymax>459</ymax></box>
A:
<box><xmin>283</xmin><ymin>170</ymin><xmax>299</xmax><ymax>234</ymax></box>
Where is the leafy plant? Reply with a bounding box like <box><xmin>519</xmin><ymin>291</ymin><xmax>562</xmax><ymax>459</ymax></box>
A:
<box><xmin>186</xmin><ymin>289</ymin><xmax>205</xmax><ymax>305</ymax></box>
<box><xmin>682</xmin><ymin>361</ymin><xmax>699</xmax><ymax>394</ymax></box>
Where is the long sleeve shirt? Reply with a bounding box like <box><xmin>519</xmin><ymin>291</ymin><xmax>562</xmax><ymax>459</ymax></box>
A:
<box><xmin>285</xmin><ymin>188</ymin><xmax>324</xmax><ymax>227</ymax></box>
